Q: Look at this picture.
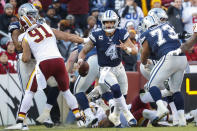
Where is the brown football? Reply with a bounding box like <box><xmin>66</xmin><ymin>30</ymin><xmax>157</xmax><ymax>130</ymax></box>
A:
<box><xmin>78</xmin><ymin>61</ymin><xmax>89</xmax><ymax>77</ymax></box>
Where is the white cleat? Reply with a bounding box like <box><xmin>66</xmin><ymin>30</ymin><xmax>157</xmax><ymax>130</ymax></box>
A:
<box><xmin>122</xmin><ymin>110</ymin><xmax>137</xmax><ymax>127</ymax></box>
<box><xmin>5</xmin><ymin>123</ymin><xmax>23</xmax><ymax>130</ymax></box>
<box><xmin>76</xmin><ymin>116</ymin><xmax>85</xmax><ymax>127</ymax></box>
<box><xmin>85</xmin><ymin>115</ymin><xmax>98</xmax><ymax>128</ymax></box>
<box><xmin>22</xmin><ymin>124</ymin><xmax>29</xmax><ymax>130</ymax></box>
<box><xmin>36</xmin><ymin>109</ymin><xmax>50</xmax><ymax>123</ymax></box>
<box><xmin>152</xmin><ymin>103</ymin><xmax>169</xmax><ymax>125</ymax></box>
<box><xmin>108</xmin><ymin>112</ymin><xmax>121</xmax><ymax>127</ymax></box>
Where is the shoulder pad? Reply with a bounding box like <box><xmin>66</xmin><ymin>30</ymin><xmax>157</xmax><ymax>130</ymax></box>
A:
<box><xmin>9</xmin><ymin>22</ymin><xmax>20</xmax><ymax>33</ymax></box>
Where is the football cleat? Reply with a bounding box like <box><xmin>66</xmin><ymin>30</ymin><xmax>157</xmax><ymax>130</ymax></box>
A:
<box><xmin>108</xmin><ymin>112</ymin><xmax>121</xmax><ymax>127</ymax></box>
<box><xmin>22</xmin><ymin>124</ymin><xmax>29</xmax><ymax>130</ymax></box>
<box><xmin>43</xmin><ymin>119</ymin><xmax>54</xmax><ymax>128</ymax></box>
<box><xmin>76</xmin><ymin>116</ymin><xmax>86</xmax><ymax>127</ymax></box>
<box><xmin>36</xmin><ymin>109</ymin><xmax>50</xmax><ymax>123</ymax></box>
<box><xmin>5</xmin><ymin>123</ymin><xmax>23</xmax><ymax>130</ymax></box>
<box><xmin>85</xmin><ymin>116</ymin><xmax>98</xmax><ymax>128</ymax></box>
<box><xmin>128</xmin><ymin>118</ymin><xmax>137</xmax><ymax>127</ymax></box>
<box><xmin>122</xmin><ymin>110</ymin><xmax>137</xmax><ymax>127</ymax></box>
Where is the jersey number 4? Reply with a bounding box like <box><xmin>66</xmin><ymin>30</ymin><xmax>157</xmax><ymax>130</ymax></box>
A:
<box><xmin>150</xmin><ymin>24</ymin><xmax>178</xmax><ymax>46</ymax></box>
<box><xmin>28</xmin><ymin>25</ymin><xmax>52</xmax><ymax>43</ymax></box>
<box><xmin>105</xmin><ymin>44</ymin><xmax>118</xmax><ymax>60</ymax></box>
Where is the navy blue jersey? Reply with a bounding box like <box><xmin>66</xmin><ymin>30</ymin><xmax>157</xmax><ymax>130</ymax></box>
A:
<box><xmin>140</xmin><ymin>23</ymin><xmax>181</xmax><ymax>60</ymax></box>
<box><xmin>89</xmin><ymin>28</ymin><xmax>129</xmax><ymax>67</ymax></box>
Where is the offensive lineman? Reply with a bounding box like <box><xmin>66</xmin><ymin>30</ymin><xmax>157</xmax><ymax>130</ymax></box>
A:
<box><xmin>140</xmin><ymin>13</ymin><xmax>187</xmax><ymax>126</ymax></box>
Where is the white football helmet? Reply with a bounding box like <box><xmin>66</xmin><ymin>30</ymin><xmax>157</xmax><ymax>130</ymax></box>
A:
<box><xmin>18</xmin><ymin>3</ymin><xmax>39</xmax><ymax>30</ymax></box>
<box><xmin>148</xmin><ymin>8</ymin><xmax>168</xmax><ymax>24</ymax></box>
<box><xmin>100</xmin><ymin>10</ymin><xmax>119</xmax><ymax>33</ymax></box>
<box><xmin>141</xmin><ymin>16</ymin><xmax>158</xmax><ymax>32</ymax></box>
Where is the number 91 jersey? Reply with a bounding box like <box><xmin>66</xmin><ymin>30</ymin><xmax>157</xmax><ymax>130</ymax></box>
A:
<box><xmin>23</xmin><ymin>23</ymin><xmax>62</xmax><ymax>62</ymax></box>
<box><xmin>89</xmin><ymin>28</ymin><xmax>129</xmax><ymax>67</ymax></box>
<box><xmin>140</xmin><ymin>23</ymin><xmax>181</xmax><ymax>60</ymax></box>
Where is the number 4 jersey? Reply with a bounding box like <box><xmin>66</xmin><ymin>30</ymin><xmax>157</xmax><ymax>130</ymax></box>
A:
<box><xmin>23</xmin><ymin>23</ymin><xmax>62</xmax><ymax>62</ymax></box>
<box><xmin>89</xmin><ymin>28</ymin><xmax>129</xmax><ymax>67</ymax></box>
<box><xmin>140</xmin><ymin>23</ymin><xmax>181</xmax><ymax>60</ymax></box>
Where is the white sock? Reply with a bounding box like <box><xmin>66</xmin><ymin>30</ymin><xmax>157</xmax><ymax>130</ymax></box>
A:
<box><xmin>140</xmin><ymin>92</ymin><xmax>154</xmax><ymax>103</ymax></box>
<box><xmin>169</xmin><ymin>102</ymin><xmax>179</xmax><ymax>122</ymax></box>
<box><xmin>20</xmin><ymin>91</ymin><xmax>35</xmax><ymax>114</ymax></box>
<box><xmin>62</xmin><ymin>89</ymin><xmax>78</xmax><ymax>110</ymax></box>
<box><xmin>19</xmin><ymin>91</ymin><xmax>35</xmax><ymax>120</ymax></box>
<box><xmin>143</xmin><ymin>109</ymin><xmax>157</xmax><ymax>122</ymax></box>
<box><xmin>62</xmin><ymin>89</ymin><xmax>80</xmax><ymax>118</ymax></box>
<box><xmin>178</xmin><ymin>110</ymin><xmax>185</xmax><ymax>119</ymax></box>
<box><xmin>114</xmin><ymin>96</ymin><xmax>126</xmax><ymax>111</ymax></box>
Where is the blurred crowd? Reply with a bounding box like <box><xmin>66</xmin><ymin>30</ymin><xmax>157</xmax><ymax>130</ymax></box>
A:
<box><xmin>0</xmin><ymin>0</ymin><xmax>197</xmax><ymax>75</ymax></box>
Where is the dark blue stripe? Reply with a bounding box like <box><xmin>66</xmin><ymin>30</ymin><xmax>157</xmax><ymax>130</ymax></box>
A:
<box><xmin>74</xmin><ymin>75</ymin><xmax>81</xmax><ymax>94</ymax></box>
<box><xmin>148</xmin><ymin>55</ymin><xmax>166</xmax><ymax>88</ymax></box>
<box><xmin>104</xmin><ymin>80</ymin><xmax>111</xmax><ymax>88</ymax></box>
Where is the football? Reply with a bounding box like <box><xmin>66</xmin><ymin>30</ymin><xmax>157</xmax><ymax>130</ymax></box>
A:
<box><xmin>78</xmin><ymin>61</ymin><xmax>89</xmax><ymax>77</ymax></box>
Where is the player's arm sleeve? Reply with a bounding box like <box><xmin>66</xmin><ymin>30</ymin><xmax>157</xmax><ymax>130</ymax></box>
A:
<box><xmin>141</xmin><ymin>40</ymin><xmax>150</xmax><ymax>65</ymax></box>
<box><xmin>52</xmin><ymin>28</ymin><xmax>84</xmax><ymax>43</ymax></box>
<box><xmin>8</xmin><ymin>22</ymin><xmax>20</xmax><ymax>34</ymax></box>
<box><xmin>78</xmin><ymin>40</ymin><xmax>94</xmax><ymax>61</ymax></box>
<box><xmin>89</xmin><ymin>31</ymin><xmax>97</xmax><ymax>46</ymax></box>
<box><xmin>66</xmin><ymin>49</ymin><xmax>79</xmax><ymax>73</ymax></box>
<box><xmin>21</xmin><ymin>36</ymin><xmax>31</xmax><ymax>63</ymax></box>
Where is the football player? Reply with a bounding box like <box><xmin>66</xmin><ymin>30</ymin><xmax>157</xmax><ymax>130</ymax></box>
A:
<box><xmin>5</xmin><ymin>3</ymin><xmax>88</xmax><ymax>130</ymax></box>
<box><xmin>77</xmin><ymin>10</ymin><xmax>138</xmax><ymax>127</ymax></box>
<box><xmin>140</xmin><ymin>9</ymin><xmax>187</xmax><ymax>127</ymax></box>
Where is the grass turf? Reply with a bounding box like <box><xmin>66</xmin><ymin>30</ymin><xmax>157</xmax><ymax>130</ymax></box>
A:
<box><xmin>0</xmin><ymin>123</ymin><xmax>196</xmax><ymax>131</ymax></box>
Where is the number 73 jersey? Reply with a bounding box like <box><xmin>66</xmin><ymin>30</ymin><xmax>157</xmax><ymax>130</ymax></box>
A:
<box><xmin>89</xmin><ymin>28</ymin><xmax>129</xmax><ymax>67</ymax></box>
<box><xmin>140</xmin><ymin>23</ymin><xmax>181</xmax><ymax>60</ymax></box>
<box><xmin>23</xmin><ymin>23</ymin><xmax>62</xmax><ymax>62</ymax></box>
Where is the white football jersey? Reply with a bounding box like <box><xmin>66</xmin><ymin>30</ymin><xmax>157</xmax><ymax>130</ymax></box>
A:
<box><xmin>23</xmin><ymin>23</ymin><xmax>62</xmax><ymax>62</ymax></box>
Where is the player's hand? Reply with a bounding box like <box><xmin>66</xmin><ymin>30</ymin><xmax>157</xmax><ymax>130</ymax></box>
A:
<box><xmin>117</xmin><ymin>40</ymin><xmax>127</xmax><ymax>50</ymax></box>
<box><xmin>167</xmin><ymin>48</ymin><xmax>182</xmax><ymax>56</ymax></box>
<box><xmin>77</xmin><ymin>58</ymin><xmax>84</xmax><ymax>68</ymax></box>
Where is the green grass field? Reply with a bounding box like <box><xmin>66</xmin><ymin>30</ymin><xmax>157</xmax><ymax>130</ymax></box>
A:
<box><xmin>0</xmin><ymin>124</ymin><xmax>196</xmax><ymax>131</ymax></box>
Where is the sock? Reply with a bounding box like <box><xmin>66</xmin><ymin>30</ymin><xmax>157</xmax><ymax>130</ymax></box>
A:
<box><xmin>62</xmin><ymin>89</ymin><xmax>80</xmax><ymax>118</ymax></box>
<box><xmin>140</xmin><ymin>92</ymin><xmax>154</xmax><ymax>103</ymax></box>
<box><xmin>46</xmin><ymin>87</ymin><xmax>59</xmax><ymax>106</ymax></box>
<box><xmin>178</xmin><ymin>110</ymin><xmax>185</xmax><ymax>121</ymax></box>
<box><xmin>75</xmin><ymin>92</ymin><xmax>89</xmax><ymax>110</ymax></box>
<box><xmin>109</xmin><ymin>99</ymin><xmax>115</xmax><ymax>113</ymax></box>
<box><xmin>18</xmin><ymin>91</ymin><xmax>35</xmax><ymax>120</ymax></box>
<box><xmin>115</xmin><ymin>95</ymin><xmax>129</xmax><ymax>113</ymax></box>
<box><xmin>173</xmin><ymin>92</ymin><xmax>184</xmax><ymax>110</ymax></box>
<box><xmin>110</xmin><ymin>84</ymin><xmax>121</xmax><ymax>98</ymax></box>
<box><xmin>149</xmin><ymin>86</ymin><xmax>162</xmax><ymax>101</ymax></box>
<box><xmin>143</xmin><ymin>109</ymin><xmax>157</xmax><ymax>122</ymax></box>
<box><xmin>102</xmin><ymin>92</ymin><xmax>113</xmax><ymax>101</ymax></box>
<box><xmin>169</xmin><ymin>102</ymin><xmax>179</xmax><ymax>123</ymax></box>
